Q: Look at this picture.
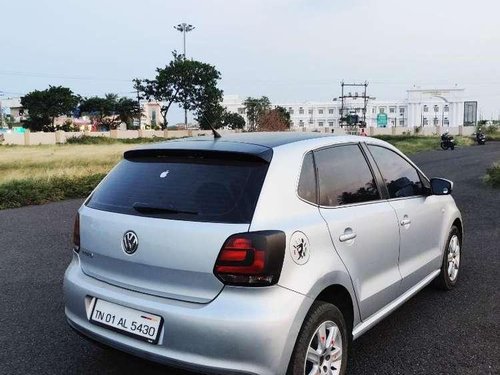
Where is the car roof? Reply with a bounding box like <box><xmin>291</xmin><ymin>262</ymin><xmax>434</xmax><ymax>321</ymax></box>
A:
<box><xmin>208</xmin><ymin>132</ymin><xmax>332</xmax><ymax>147</ymax></box>
<box><xmin>127</xmin><ymin>132</ymin><xmax>394</xmax><ymax>162</ymax></box>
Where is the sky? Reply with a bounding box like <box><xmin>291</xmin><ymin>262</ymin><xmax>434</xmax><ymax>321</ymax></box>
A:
<box><xmin>1</xmin><ymin>0</ymin><xmax>499</xmax><ymax>122</ymax></box>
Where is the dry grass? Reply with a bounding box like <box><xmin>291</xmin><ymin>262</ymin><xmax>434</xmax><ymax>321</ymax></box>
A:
<box><xmin>0</xmin><ymin>144</ymin><xmax>130</xmax><ymax>184</ymax></box>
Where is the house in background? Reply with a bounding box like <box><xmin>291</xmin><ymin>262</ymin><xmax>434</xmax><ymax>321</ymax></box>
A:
<box><xmin>0</xmin><ymin>97</ymin><xmax>24</xmax><ymax>124</ymax></box>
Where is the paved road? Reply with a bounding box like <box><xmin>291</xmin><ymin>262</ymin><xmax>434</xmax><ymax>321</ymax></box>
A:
<box><xmin>0</xmin><ymin>143</ymin><xmax>499</xmax><ymax>375</ymax></box>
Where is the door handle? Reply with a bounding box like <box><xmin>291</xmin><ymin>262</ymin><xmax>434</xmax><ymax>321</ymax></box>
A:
<box><xmin>400</xmin><ymin>217</ymin><xmax>411</xmax><ymax>226</ymax></box>
<box><xmin>339</xmin><ymin>231</ymin><xmax>357</xmax><ymax>242</ymax></box>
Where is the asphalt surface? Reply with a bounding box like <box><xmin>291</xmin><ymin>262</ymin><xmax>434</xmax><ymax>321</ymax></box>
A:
<box><xmin>0</xmin><ymin>143</ymin><xmax>499</xmax><ymax>375</ymax></box>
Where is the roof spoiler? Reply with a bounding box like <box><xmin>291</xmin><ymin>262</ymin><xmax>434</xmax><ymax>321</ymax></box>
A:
<box><xmin>124</xmin><ymin>148</ymin><xmax>273</xmax><ymax>163</ymax></box>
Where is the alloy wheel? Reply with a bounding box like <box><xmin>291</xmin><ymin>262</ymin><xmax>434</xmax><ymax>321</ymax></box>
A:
<box><xmin>447</xmin><ymin>234</ymin><xmax>460</xmax><ymax>282</ymax></box>
<box><xmin>304</xmin><ymin>320</ymin><xmax>343</xmax><ymax>375</ymax></box>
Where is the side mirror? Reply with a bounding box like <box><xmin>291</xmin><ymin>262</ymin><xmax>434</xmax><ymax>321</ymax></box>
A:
<box><xmin>430</xmin><ymin>178</ymin><xmax>453</xmax><ymax>195</ymax></box>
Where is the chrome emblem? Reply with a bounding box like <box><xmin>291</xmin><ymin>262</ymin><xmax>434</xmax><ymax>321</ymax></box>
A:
<box><xmin>123</xmin><ymin>231</ymin><xmax>139</xmax><ymax>254</ymax></box>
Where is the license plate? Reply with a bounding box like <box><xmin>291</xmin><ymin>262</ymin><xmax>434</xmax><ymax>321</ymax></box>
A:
<box><xmin>90</xmin><ymin>298</ymin><xmax>163</xmax><ymax>344</ymax></box>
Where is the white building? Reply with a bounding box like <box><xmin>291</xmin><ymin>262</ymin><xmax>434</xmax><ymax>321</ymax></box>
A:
<box><xmin>223</xmin><ymin>87</ymin><xmax>471</xmax><ymax>130</ymax></box>
<box><xmin>0</xmin><ymin>97</ymin><xmax>23</xmax><ymax>122</ymax></box>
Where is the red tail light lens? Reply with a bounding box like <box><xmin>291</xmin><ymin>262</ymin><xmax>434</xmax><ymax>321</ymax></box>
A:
<box><xmin>73</xmin><ymin>213</ymin><xmax>80</xmax><ymax>252</ymax></box>
<box><xmin>214</xmin><ymin>231</ymin><xmax>286</xmax><ymax>286</ymax></box>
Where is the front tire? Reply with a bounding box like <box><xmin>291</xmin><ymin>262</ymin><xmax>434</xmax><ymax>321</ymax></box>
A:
<box><xmin>434</xmin><ymin>226</ymin><xmax>461</xmax><ymax>290</ymax></box>
<box><xmin>440</xmin><ymin>142</ymin><xmax>448</xmax><ymax>150</ymax></box>
<box><xmin>287</xmin><ymin>302</ymin><xmax>348</xmax><ymax>375</ymax></box>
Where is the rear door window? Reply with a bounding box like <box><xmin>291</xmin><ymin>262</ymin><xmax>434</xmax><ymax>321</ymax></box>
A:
<box><xmin>314</xmin><ymin>144</ymin><xmax>380</xmax><ymax>207</ymax></box>
<box><xmin>297</xmin><ymin>152</ymin><xmax>317</xmax><ymax>204</ymax></box>
<box><xmin>368</xmin><ymin>145</ymin><xmax>424</xmax><ymax>198</ymax></box>
<box><xmin>87</xmin><ymin>157</ymin><xmax>269</xmax><ymax>223</ymax></box>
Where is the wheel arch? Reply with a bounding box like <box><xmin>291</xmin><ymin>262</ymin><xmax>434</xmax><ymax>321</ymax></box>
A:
<box><xmin>312</xmin><ymin>283</ymin><xmax>357</xmax><ymax>337</ymax></box>
<box><xmin>452</xmin><ymin>217</ymin><xmax>463</xmax><ymax>238</ymax></box>
<box><xmin>302</xmin><ymin>267</ymin><xmax>361</xmax><ymax>331</ymax></box>
<box><xmin>445</xmin><ymin>211</ymin><xmax>463</xmax><ymax>251</ymax></box>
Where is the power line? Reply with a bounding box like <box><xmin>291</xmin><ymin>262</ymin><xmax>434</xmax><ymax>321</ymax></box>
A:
<box><xmin>0</xmin><ymin>70</ymin><xmax>132</xmax><ymax>83</ymax></box>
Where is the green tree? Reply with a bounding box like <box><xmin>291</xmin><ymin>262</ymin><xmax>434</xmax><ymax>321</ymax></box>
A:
<box><xmin>21</xmin><ymin>86</ymin><xmax>79</xmax><ymax>132</ymax></box>
<box><xmin>134</xmin><ymin>51</ymin><xmax>223</xmax><ymax>129</ymax></box>
<box><xmin>197</xmin><ymin>101</ymin><xmax>225</xmax><ymax>130</ymax></box>
<box><xmin>195</xmin><ymin>85</ymin><xmax>226</xmax><ymax>130</ymax></box>
<box><xmin>79</xmin><ymin>95</ymin><xmax>112</xmax><ymax>128</ymax></box>
<box><xmin>223</xmin><ymin>112</ymin><xmax>246</xmax><ymax>129</ymax></box>
<box><xmin>196</xmin><ymin>98</ymin><xmax>246</xmax><ymax>130</ymax></box>
<box><xmin>80</xmin><ymin>94</ymin><xmax>141</xmax><ymax>130</ymax></box>
<box><xmin>243</xmin><ymin>96</ymin><xmax>271</xmax><ymax>131</ymax></box>
<box><xmin>116</xmin><ymin>97</ymin><xmax>142</xmax><ymax>128</ymax></box>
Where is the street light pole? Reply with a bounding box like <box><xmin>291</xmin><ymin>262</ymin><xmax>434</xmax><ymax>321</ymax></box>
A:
<box><xmin>174</xmin><ymin>23</ymin><xmax>195</xmax><ymax>129</ymax></box>
<box><xmin>0</xmin><ymin>92</ymin><xmax>4</xmax><ymax>128</ymax></box>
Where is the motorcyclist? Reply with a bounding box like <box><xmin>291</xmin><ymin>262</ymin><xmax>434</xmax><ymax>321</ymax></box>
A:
<box><xmin>441</xmin><ymin>130</ymin><xmax>451</xmax><ymax>141</ymax></box>
<box><xmin>440</xmin><ymin>130</ymin><xmax>455</xmax><ymax>150</ymax></box>
<box><xmin>476</xmin><ymin>128</ymin><xmax>483</xmax><ymax>141</ymax></box>
<box><xmin>475</xmin><ymin>127</ymin><xmax>486</xmax><ymax>144</ymax></box>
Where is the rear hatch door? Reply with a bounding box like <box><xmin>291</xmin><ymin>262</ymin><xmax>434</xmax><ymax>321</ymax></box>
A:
<box><xmin>79</xmin><ymin>145</ymin><xmax>271</xmax><ymax>303</ymax></box>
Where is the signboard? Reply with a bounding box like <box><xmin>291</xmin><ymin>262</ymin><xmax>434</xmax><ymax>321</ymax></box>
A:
<box><xmin>376</xmin><ymin>113</ymin><xmax>388</xmax><ymax>127</ymax></box>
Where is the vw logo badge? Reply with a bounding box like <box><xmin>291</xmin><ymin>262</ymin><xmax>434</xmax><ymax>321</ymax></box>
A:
<box><xmin>122</xmin><ymin>231</ymin><xmax>139</xmax><ymax>254</ymax></box>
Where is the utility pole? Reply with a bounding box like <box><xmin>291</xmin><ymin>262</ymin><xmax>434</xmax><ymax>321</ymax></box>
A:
<box><xmin>0</xmin><ymin>91</ymin><xmax>4</xmax><ymax>128</ymax></box>
<box><xmin>174</xmin><ymin>23</ymin><xmax>195</xmax><ymax>129</ymax></box>
<box><xmin>339</xmin><ymin>81</ymin><xmax>371</xmax><ymax>132</ymax></box>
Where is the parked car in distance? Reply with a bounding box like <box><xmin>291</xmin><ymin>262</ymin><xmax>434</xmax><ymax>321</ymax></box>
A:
<box><xmin>64</xmin><ymin>132</ymin><xmax>463</xmax><ymax>375</ymax></box>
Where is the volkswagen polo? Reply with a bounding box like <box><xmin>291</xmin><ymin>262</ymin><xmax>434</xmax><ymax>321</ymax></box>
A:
<box><xmin>64</xmin><ymin>132</ymin><xmax>463</xmax><ymax>375</ymax></box>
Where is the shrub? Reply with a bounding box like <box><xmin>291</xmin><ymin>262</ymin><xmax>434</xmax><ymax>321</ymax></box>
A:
<box><xmin>373</xmin><ymin>135</ymin><xmax>472</xmax><ymax>154</ymax></box>
<box><xmin>66</xmin><ymin>135</ymin><xmax>168</xmax><ymax>145</ymax></box>
<box><xmin>484</xmin><ymin>163</ymin><xmax>500</xmax><ymax>188</ymax></box>
<box><xmin>0</xmin><ymin>174</ymin><xmax>105</xmax><ymax>210</ymax></box>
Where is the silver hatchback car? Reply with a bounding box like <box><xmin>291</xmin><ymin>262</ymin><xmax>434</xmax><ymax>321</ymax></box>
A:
<box><xmin>64</xmin><ymin>132</ymin><xmax>463</xmax><ymax>375</ymax></box>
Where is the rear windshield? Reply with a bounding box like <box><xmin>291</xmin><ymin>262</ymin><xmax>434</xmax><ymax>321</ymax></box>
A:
<box><xmin>86</xmin><ymin>156</ymin><xmax>269</xmax><ymax>224</ymax></box>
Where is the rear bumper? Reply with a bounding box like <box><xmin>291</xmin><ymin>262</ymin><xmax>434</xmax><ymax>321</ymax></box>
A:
<box><xmin>63</xmin><ymin>254</ymin><xmax>311</xmax><ymax>375</ymax></box>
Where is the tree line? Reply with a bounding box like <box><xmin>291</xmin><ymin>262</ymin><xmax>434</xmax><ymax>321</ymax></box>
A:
<box><xmin>20</xmin><ymin>87</ymin><xmax>141</xmax><ymax>132</ymax></box>
<box><xmin>19</xmin><ymin>51</ymin><xmax>291</xmax><ymax>132</ymax></box>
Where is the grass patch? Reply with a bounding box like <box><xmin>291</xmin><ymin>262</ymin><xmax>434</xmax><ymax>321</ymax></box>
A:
<box><xmin>0</xmin><ymin>144</ymin><xmax>131</xmax><ymax>183</ymax></box>
<box><xmin>0</xmin><ymin>143</ymin><xmax>131</xmax><ymax>209</ymax></box>
<box><xmin>484</xmin><ymin>162</ymin><xmax>500</xmax><ymax>188</ymax></box>
<box><xmin>0</xmin><ymin>174</ymin><xmax>105</xmax><ymax>209</ymax></box>
<box><xmin>0</xmin><ymin>138</ymin><xmax>176</xmax><ymax>209</ymax></box>
<box><xmin>374</xmin><ymin>135</ymin><xmax>473</xmax><ymax>154</ymax></box>
<box><xmin>484</xmin><ymin>133</ymin><xmax>500</xmax><ymax>142</ymax></box>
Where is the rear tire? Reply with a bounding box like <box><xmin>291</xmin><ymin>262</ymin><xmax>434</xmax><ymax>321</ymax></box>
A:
<box><xmin>433</xmin><ymin>226</ymin><xmax>461</xmax><ymax>290</ymax></box>
<box><xmin>440</xmin><ymin>142</ymin><xmax>448</xmax><ymax>150</ymax></box>
<box><xmin>287</xmin><ymin>302</ymin><xmax>348</xmax><ymax>375</ymax></box>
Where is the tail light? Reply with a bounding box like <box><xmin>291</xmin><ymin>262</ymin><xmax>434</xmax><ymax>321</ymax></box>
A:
<box><xmin>214</xmin><ymin>231</ymin><xmax>286</xmax><ymax>286</ymax></box>
<box><xmin>73</xmin><ymin>213</ymin><xmax>80</xmax><ymax>253</ymax></box>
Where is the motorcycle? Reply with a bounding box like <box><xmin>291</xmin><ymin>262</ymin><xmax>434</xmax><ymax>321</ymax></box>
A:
<box><xmin>440</xmin><ymin>133</ymin><xmax>455</xmax><ymax>150</ymax></box>
<box><xmin>474</xmin><ymin>132</ymin><xmax>486</xmax><ymax>145</ymax></box>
